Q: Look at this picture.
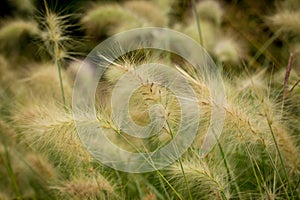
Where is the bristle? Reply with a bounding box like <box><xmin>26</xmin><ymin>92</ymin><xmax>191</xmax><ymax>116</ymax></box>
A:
<box><xmin>235</xmin><ymin>69</ymin><xmax>268</xmax><ymax>92</ymax></box>
<box><xmin>40</xmin><ymin>10</ymin><xmax>73</xmax><ymax>61</ymax></box>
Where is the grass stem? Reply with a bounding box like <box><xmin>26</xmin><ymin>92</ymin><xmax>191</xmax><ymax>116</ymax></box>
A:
<box><xmin>191</xmin><ymin>0</ymin><xmax>204</xmax><ymax>47</ymax></box>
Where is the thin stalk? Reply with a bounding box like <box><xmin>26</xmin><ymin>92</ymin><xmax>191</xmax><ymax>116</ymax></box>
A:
<box><xmin>56</xmin><ymin>58</ymin><xmax>67</xmax><ymax>110</ymax></box>
<box><xmin>43</xmin><ymin>0</ymin><xmax>67</xmax><ymax>110</ymax></box>
<box><xmin>191</xmin><ymin>0</ymin><xmax>204</xmax><ymax>47</ymax></box>
<box><xmin>265</xmin><ymin>117</ymin><xmax>294</xmax><ymax>199</ymax></box>
<box><xmin>293</xmin><ymin>179</ymin><xmax>300</xmax><ymax>195</ymax></box>
<box><xmin>289</xmin><ymin>79</ymin><xmax>300</xmax><ymax>93</ymax></box>
<box><xmin>265</xmin><ymin>149</ymin><xmax>290</xmax><ymax>199</ymax></box>
<box><xmin>166</xmin><ymin>120</ymin><xmax>193</xmax><ymax>200</ymax></box>
<box><xmin>0</xmin><ymin>145</ymin><xmax>22</xmax><ymax>199</ymax></box>
<box><xmin>135</xmin><ymin>179</ymin><xmax>143</xmax><ymax>200</ymax></box>
<box><xmin>273</xmin><ymin>153</ymin><xmax>278</xmax><ymax>197</ymax></box>
<box><xmin>241</xmin><ymin>58</ymin><xmax>294</xmax><ymax>199</ymax></box>
<box><xmin>112</xmin><ymin>128</ymin><xmax>183</xmax><ymax>200</ymax></box>
<box><xmin>156</xmin><ymin>170</ymin><xmax>183</xmax><ymax>200</ymax></box>
<box><xmin>281</xmin><ymin>51</ymin><xmax>296</xmax><ymax>114</ymax></box>
<box><xmin>215</xmin><ymin>136</ymin><xmax>242</xmax><ymax>200</ymax></box>
<box><xmin>155</xmin><ymin>171</ymin><xmax>171</xmax><ymax>200</ymax></box>
<box><xmin>248</xmin><ymin>30</ymin><xmax>281</xmax><ymax>69</ymax></box>
<box><xmin>243</xmin><ymin>142</ymin><xmax>265</xmax><ymax>198</ymax></box>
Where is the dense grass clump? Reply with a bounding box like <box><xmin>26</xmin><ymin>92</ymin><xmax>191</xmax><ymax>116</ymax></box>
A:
<box><xmin>0</xmin><ymin>0</ymin><xmax>299</xmax><ymax>199</ymax></box>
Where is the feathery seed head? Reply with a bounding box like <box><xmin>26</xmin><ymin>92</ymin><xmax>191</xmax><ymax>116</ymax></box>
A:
<box><xmin>267</xmin><ymin>10</ymin><xmax>300</xmax><ymax>35</ymax></box>
<box><xmin>196</xmin><ymin>0</ymin><xmax>223</xmax><ymax>25</ymax></box>
<box><xmin>81</xmin><ymin>4</ymin><xmax>144</xmax><ymax>39</ymax></box>
<box><xmin>124</xmin><ymin>0</ymin><xmax>166</xmax><ymax>26</ymax></box>
<box><xmin>166</xmin><ymin>158</ymin><xmax>230</xmax><ymax>199</ymax></box>
<box><xmin>8</xmin><ymin>0</ymin><xmax>35</xmax><ymax>14</ymax></box>
<box><xmin>15</xmin><ymin>63</ymin><xmax>72</xmax><ymax>105</ymax></box>
<box><xmin>214</xmin><ymin>38</ymin><xmax>242</xmax><ymax>64</ymax></box>
<box><xmin>55</xmin><ymin>174</ymin><xmax>115</xmax><ymax>199</ymax></box>
<box><xmin>0</xmin><ymin>19</ymin><xmax>40</xmax><ymax>62</ymax></box>
<box><xmin>0</xmin><ymin>19</ymin><xmax>39</xmax><ymax>43</ymax></box>
<box><xmin>0</xmin><ymin>55</ymin><xmax>14</xmax><ymax>87</ymax></box>
<box><xmin>25</xmin><ymin>153</ymin><xmax>57</xmax><ymax>180</ymax></box>
<box><xmin>13</xmin><ymin>101</ymin><xmax>91</xmax><ymax>172</ymax></box>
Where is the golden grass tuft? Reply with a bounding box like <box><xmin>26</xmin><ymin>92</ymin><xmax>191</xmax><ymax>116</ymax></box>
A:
<box><xmin>0</xmin><ymin>19</ymin><xmax>39</xmax><ymax>45</ymax></box>
<box><xmin>214</xmin><ymin>37</ymin><xmax>243</xmax><ymax>64</ymax></box>
<box><xmin>123</xmin><ymin>0</ymin><xmax>166</xmax><ymax>26</ymax></box>
<box><xmin>25</xmin><ymin>153</ymin><xmax>57</xmax><ymax>180</ymax></box>
<box><xmin>14</xmin><ymin>63</ymin><xmax>72</xmax><ymax>105</ymax></box>
<box><xmin>0</xmin><ymin>19</ymin><xmax>40</xmax><ymax>63</ymax></box>
<box><xmin>12</xmin><ymin>101</ymin><xmax>91</xmax><ymax>171</ymax></box>
<box><xmin>81</xmin><ymin>3</ymin><xmax>144</xmax><ymax>39</ymax></box>
<box><xmin>196</xmin><ymin>0</ymin><xmax>223</xmax><ymax>25</ymax></box>
<box><xmin>166</xmin><ymin>158</ymin><xmax>230</xmax><ymax>199</ymax></box>
<box><xmin>54</xmin><ymin>174</ymin><xmax>115</xmax><ymax>200</ymax></box>
<box><xmin>8</xmin><ymin>0</ymin><xmax>35</xmax><ymax>14</ymax></box>
<box><xmin>267</xmin><ymin>10</ymin><xmax>300</xmax><ymax>34</ymax></box>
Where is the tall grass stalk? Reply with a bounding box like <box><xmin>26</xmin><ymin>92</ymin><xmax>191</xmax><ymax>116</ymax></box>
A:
<box><xmin>42</xmin><ymin>0</ymin><xmax>67</xmax><ymax>109</ymax></box>
<box><xmin>166</xmin><ymin>120</ymin><xmax>192</xmax><ymax>200</ymax></box>
<box><xmin>281</xmin><ymin>51</ymin><xmax>296</xmax><ymax>115</ymax></box>
<box><xmin>242</xmin><ymin>62</ymin><xmax>295</xmax><ymax>199</ymax></box>
<box><xmin>215</xmin><ymin>135</ymin><xmax>242</xmax><ymax>199</ymax></box>
<box><xmin>112</xmin><ymin>128</ymin><xmax>183</xmax><ymax>200</ymax></box>
<box><xmin>191</xmin><ymin>0</ymin><xmax>204</xmax><ymax>47</ymax></box>
<box><xmin>56</xmin><ymin>59</ymin><xmax>67</xmax><ymax>109</ymax></box>
<box><xmin>265</xmin><ymin>117</ymin><xmax>294</xmax><ymax>199</ymax></box>
<box><xmin>243</xmin><ymin>141</ymin><xmax>266</xmax><ymax>198</ymax></box>
<box><xmin>0</xmin><ymin>145</ymin><xmax>22</xmax><ymax>199</ymax></box>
